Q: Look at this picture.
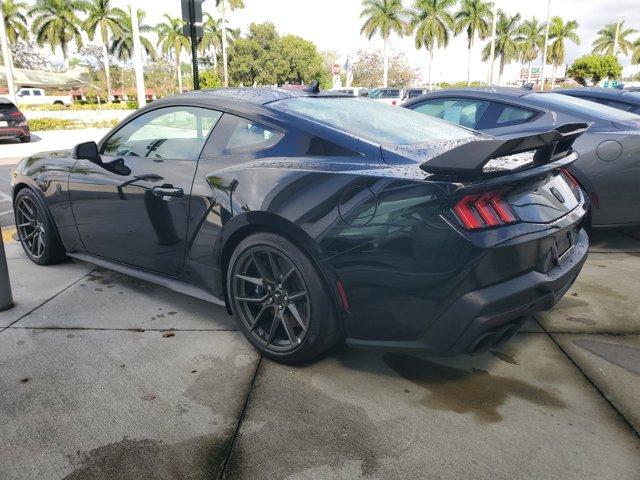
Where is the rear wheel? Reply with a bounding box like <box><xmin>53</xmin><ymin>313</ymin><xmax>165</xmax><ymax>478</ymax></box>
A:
<box><xmin>14</xmin><ymin>188</ymin><xmax>66</xmax><ymax>265</ymax></box>
<box><xmin>227</xmin><ymin>232</ymin><xmax>341</xmax><ymax>363</ymax></box>
<box><xmin>19</xmin><ymin>135</ymin><xmax>30</xmax><ymax>143</ymax></box>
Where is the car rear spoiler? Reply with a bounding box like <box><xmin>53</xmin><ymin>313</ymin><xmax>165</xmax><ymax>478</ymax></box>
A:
<box><xmin>419</xmin><ymin>123</ymin><xmax>591</xmax><ymax>179</ymax></box>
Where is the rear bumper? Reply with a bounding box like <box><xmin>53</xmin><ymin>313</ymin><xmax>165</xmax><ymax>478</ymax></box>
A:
<box><xmin>346</xmin><ymin>228</ymin><xmax>588</xmax><ymax>355</ymax></box>
<box><xmin>0</xmin><ymin>126</ymin><xmax>29</xmax><ymax>138</ymax></box>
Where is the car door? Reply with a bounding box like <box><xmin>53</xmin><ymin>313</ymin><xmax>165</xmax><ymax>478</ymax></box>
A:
<box><xmin>68</xmin><ymin>105</ymin><xmax>222</xmax><ymax>275</ymax></box>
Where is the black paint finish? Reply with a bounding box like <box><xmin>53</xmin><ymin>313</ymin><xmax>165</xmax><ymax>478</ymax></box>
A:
<box><xmin>10</xmin><ymin>88</ymin><xmax>589</xmax><ymax>354</ymax></box>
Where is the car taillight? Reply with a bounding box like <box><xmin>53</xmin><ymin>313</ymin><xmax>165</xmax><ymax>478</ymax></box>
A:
<box><xmin>560</xmin><ymin>168</ymin><xmax>581</xmax><ymax>201</ymax></box>
<box><xmin>452</xmin><ymin>187</ymin><xmax>518</xmax><ymax>230</ymax></box>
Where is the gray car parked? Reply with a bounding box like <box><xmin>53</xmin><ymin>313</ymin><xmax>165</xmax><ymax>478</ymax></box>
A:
<box><xmin>555</xmin><ymin>87</ymin><xmax>640</xmax><ymax>114</ymax></box>
<box><xmin>403</xmin><ymin>87</ymin><xmax>640</xmax><ymax>228</ymax></box>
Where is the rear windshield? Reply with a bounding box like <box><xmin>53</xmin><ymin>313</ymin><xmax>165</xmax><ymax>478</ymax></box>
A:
<box><xmin>0</xmin><ymin>98</ymin><xmax>15</xmax><ymax>109</ymax></box>
<box><xmin>526</xmin><ymin>92</ymin><xmax>640</xmax><ymax>122</ymax></box>
<box><xmin>269</xmin><ymin>97</ymin><xmax>475</xmax><ymax>145</ymax></box>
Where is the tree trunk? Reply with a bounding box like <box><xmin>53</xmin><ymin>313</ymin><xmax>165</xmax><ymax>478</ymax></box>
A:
<box><xmin>101</xmin><ymin>27</ymin><xmax>112</xmax><ymax>103</ymax></box>
<box><xmin>212</xmin><ymin>44</ymin><xmax>217</xmax><ymax>70</ymax></box>
<box><xmin>498</xmin><ymin>55</ymin><xmax>505</xmax><ymax>85</ymax></box>
<box><xmin>467</xmin><ymin>37</ymin><xmax>473</xmax><ymax>86</ymax></box>
<box><xmin>527</xmin><ymin>60</ymin><xmax>532</xmax><ymax>84</ymax></box>
<box><xmin>382</xmin><ymin>37</ymin><xmax>388</xmax><ymax>88</ymax></box>
<box><xmin>551</xmin><ymin>63</ymin><xmax>556</xmax><ymax>89</ymax></box>
<box><xmin>62</xmin><ymin>43</ymin><xmax>69</xmax><ymax>70</ymax></box>
<box><xmin>175</xmin><ymin>48</ymin><xmax>183</xmax><ymax>93</ymax></box>
<box><xmin>428</xmin><ymin>47</ymin><xmax>433</xmax><ymax>90</ymax></box>
<box><xmin>221</xmin><ymin>1</ymin><xmax>229</xmax><ymax>87</ymax></box>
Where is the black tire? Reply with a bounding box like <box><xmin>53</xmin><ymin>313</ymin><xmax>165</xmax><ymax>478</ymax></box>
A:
<box><xmin>13</xmin><ymin>188</ymin><xmax>67</xmax><ymax>265</ymax></box>
<box><xmin>227</xmin><ymin>232</ymin><xmax>341</xmax><ymax>364</ymax></box>
<box><xmin>20</xmin><ymin>135</ymin><xmax>30</xmax><ymax>143</ymax></box>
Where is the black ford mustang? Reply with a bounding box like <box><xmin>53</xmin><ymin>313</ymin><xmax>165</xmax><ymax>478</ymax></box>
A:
<box><xmin>11</xmin><ymin>88</ymin><xmax>589</xmax><ymax>363</ymax></box>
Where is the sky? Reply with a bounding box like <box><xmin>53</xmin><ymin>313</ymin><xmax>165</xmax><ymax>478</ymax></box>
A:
<box><xmin>113</xmin><ymin>0</ymin><xmax>640</xmax><ymax>84</ymax></box>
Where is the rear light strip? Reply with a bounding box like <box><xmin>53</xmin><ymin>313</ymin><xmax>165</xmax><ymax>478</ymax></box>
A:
<box><xmin>452</xmin><ymin>187</ymin><xmax>518</xmax><ymax>230</ymax></box>
<box><xmin>559</xmin><ymin>168</ymin><xmax>582</xmax><ymax>202</ymax></box>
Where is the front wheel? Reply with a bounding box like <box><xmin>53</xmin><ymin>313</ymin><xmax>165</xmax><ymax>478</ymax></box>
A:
<box><xmin>14</xmin><ymin>188</ymin><xmax>66</xmax><ymax>265</ymax></box>
<box><xmin>227</xmin><ymin>232</ymin><xmax>341</xmax><ymax>363</ymax></box>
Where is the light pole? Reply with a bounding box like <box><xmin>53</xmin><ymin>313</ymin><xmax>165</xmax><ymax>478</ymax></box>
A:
<box><xmin>0</xmin><ymin>2</ymin><xmax>17</xmax><ymax>104</ymax></box>
<box><xmin>487</xmin><ymin>3</ymin><xmax>497</xmax><ymax>85</ymax></box>
<box><xmin>613</xmin><ymin>15</ymin><xmax>626</xmax><ymax>57</ymax></box>
<box><xmin>540</xmin><ymin>0</ymin><xmax>551</xmax><ymax>91</ymax></box>
<box><xmin>130</xmin><ymin>4</ymin><xmax>146</xmax><ymax>108</ymax></box>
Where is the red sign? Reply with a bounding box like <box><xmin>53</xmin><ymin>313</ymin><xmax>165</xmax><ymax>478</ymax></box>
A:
<box><xmin>331</xmin><ymin>63</ymin><xmax>341</xmax><ymax>75</ymax></box>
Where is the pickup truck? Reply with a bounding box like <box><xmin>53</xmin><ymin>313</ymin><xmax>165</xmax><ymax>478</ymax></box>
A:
<box><xmin>14</xmin><ymin>88</ymin><xmax>72</xmax><ymax>106</ymax></box>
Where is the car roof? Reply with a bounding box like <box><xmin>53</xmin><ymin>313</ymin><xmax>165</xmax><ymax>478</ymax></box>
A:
<box><xmin>556</xmin><ymin>87</ymin><xmax>640</xmax><ymax>104</ymax></box>
<box><xmin>183</xmin><ymin>87</ymin><xmax>350</xmax><ymax>106</ymax></box>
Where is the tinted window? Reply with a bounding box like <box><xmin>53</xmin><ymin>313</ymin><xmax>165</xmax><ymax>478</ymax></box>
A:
<box><xmin>496</xmin><ymin>105</ymin><xmax>536</xmax><ymax>124</ymax></box>
<box><xmin>33</xmin><ymin>90</ymin><xmax>42</xmax><ymax>96</ymax></box>
<box><xmin>0</xmin><ymin>99</ymin><xmax>16</xmax><ymax>110</ymax></box>
<box><xmin>102</xmin><ymin>106</ymin><xmax>222</xmax><ymax>159</ymax></box>
<box><xmin>20</xmin><ymin>90</ymin><xmax>30</xmax><ymax>96</ymax></box>
<box><xmin>224</xmin><ymin>117</ymin><xmax>279</xmax><ymax>152</ymax></box>
<box><xmin>411</xmin><ymin>98</ymin><xmax>490</xmax><ymax>129</ymax></box>
<box><xmin>527</xmin><ymin>92</ymin><xmax>639</xmax><ymax>122</ymax></box>
<box><xmin>271</xmin><ymin>97</ymin><xmax>475</xmax><ymax>145</ymax></box>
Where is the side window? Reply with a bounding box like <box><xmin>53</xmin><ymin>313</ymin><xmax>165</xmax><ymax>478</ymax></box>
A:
<box><xmin>385</xmin><ymin>89</ymin><xmax>400</xmax><ymax>99</ymax></box>
<box><xmin>21</xmin><ymin>90</ymin><xmax>31</xmax><ymax>96</ymax></box>
<box><xmin>102</xmin><ymin>106</ymin><xmax>222</xmax><ymax>160</ymax></box>
<box><xmin>33</xmin><ymin>90</ymin><xmax>42</xmax><ymax>96</ymax></box>
<box><xmin>479</xmin><ymin>102</ymin><xmax>539</xmax><ymax>129</ymax></box>
<box><xmin>496</xmin><ymin>106</ymin><xmax>536</xmax><ymax>125</ymax></box>
<box><xmin>203</xmin><ymin>114</ymin><xmax>284</xmax><ymax>157</ymax></box>
<box><xmin>412</xmin><ymin>98</ymin><xmax>490</xmax><ymax>129</ymax></box>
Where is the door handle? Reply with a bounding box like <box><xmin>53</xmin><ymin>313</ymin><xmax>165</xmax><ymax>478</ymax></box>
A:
<box><xmin>151</xmin><ymin>186</ymin><xmax>183</xmax><ymax>199</ymax></box>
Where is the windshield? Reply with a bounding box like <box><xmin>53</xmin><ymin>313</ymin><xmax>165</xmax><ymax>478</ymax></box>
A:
<box><xmin>526</xmin><ymin>92</ymin><xmax>640</xmax><ymax>122</ymax></box>
<box><xmin>269</xmin><ymin>97</ymin><xmax>475</xmax><ymax>145</ymax></box>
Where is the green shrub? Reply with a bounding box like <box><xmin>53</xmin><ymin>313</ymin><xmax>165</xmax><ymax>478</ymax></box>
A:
<box><xmin>29</xmin><ymin>117</ymin><xmax>118</xmax><ymax>131</ymax></box>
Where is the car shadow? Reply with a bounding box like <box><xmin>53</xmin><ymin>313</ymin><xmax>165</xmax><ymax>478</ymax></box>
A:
<box><xmin>0</xmin><ymin>133</ymin><xmax>42</xmax><ymax>144</ymax></box>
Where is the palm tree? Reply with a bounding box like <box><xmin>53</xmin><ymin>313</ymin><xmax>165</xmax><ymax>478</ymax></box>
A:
<box><xmin>481</xmin><ymin>10</ymin><xmax>521</xmax><ymax>84</ymax></box>
<box><xmin>592</xmin><ymin>21</ymin><xmax>636</xmax><ymax>57</ymax></box>
<box><xmin>83</xmin><ymin>0</ymin><xmax>127</xmax><ymax>103</ymax></box>
<box><xmin>547</xmin><ymin>16</ymin><xmax>580</xmax><ymax>89</ymax></box>
<box><xmin>29</xmin><ymin>0</ymin><xmax>89</xmax><ymax>69</ymax></box>
<box><xmin>156</xmin><ymin>15</ymin><xmax>190</xmax><ymax>93</ymax></box>
<box><xmin>454</xmin><ymin>0</ymin><xmax>492</xmax><ymax>86</ymax></box>
<box><xmin>633</xmin><ymin>39</ymin><xmax>640</xmax><ymax>76</ymax></box>
<box><xmin>517</xmin><ymin>18</ymin><xmax>545</xmax><ymax>84</ymax></box>
<box><xmin>409</xmin><ymin>0</ymin><xmax>455</xmax><ymax>89</ymax></box>
<box><xmin>2</xmin><ymin>0</ymin><xmax>28</xmax><ymax>44</ymax></box>
<box><xmin>110</xmin><ymin>8</ymin><xmax>156</xmax><ymax>63</ymax></box>
<box><xmin>359</xmin><ymin>0</ymin><xmax>408</xmax><ymax>88</ymax></box>
<box><xmin>199</xmin><ymin>13</ymin><xmax>222</xmax><ymax>70</ymax></box>
<box><xmin>215</xmin><ymin>0</ymin><xmax>244</xmax><ymax>87</ymax></box>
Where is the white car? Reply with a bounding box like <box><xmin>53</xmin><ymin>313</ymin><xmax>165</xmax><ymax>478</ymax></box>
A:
<box><xmin>369</xmin><ymin>87</ymin><xmax>403</xmax><ymax>106</ymax></box>
<box><xmin>330</xmin><ymin>87</ymin><xmax>369</xmax><ymax>97</ymax></box>
<box><xmin>14</xmin><ymin>88</ymin><xmax>72</xmax><ymax>106</ymax></box>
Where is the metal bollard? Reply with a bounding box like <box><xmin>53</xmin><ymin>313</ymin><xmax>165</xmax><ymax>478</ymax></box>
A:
<box><xmin>0</xmin><ymin>228</ymin><xmax>14</xmax><ymax>311</ymax></box>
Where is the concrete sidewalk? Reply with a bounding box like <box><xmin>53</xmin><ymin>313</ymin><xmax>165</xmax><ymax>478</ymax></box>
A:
<box><xmin>1</xmin><ymin>230</ymin><xmax>639</xmax><ymax>479</ymax></box>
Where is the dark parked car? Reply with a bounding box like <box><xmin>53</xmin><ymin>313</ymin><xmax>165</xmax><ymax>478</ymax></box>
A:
<box><xmin>404</xmin><ymin>87</ymin><xmax>640</xmax><ymax>228</ymax></box>
<box><xmin>0</xmin><ymin>98</ymin><xmax>30</xmax><ymax>143</ymax></box>
<box><xmin>11</xmin><ymin>88</ymin><xmax>589</xmax><ymax>362</ymax></box>
<box><xmin>555</xmin><ymin>87</ymin><xmax>640</xmax><ymax>114</ymax></box>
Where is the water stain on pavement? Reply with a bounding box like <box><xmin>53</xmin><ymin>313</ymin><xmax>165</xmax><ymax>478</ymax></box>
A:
<box><xmin>489</xmin><ymin>350</ymin><xmax>519</xmax><ymax>365</ymax></box>
<box><xmin>63</xmin><ymin>435</ymin><xmax>228</xmax><ymax>480</ymax></box>
<box><xmin>224</xmin><ymin>362</ymin><xmax>389</xmax><ymax>479</ymax></box>
<box><xmin>566</xmin><ymin>317</ymin><xmax>597</xmax><ymax>326</ymax></box>
<box><xmin>573</xmin><ymin>339</ymin><xmax>640</xmax><ymax>376</ymax></box>
<box><xmin>383</xmin><ymin>353</ymin><xmax>565</xmax><ymax>423</ymax></box>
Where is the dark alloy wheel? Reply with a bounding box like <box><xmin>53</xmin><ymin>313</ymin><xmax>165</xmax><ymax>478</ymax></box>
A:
<box><xmin>14</xmin><ymin>188</ymin><xmax>66</xmax><ymax>265</ymax></box>
<box><xmin>228</xmin><ymin>233</ymin><xmax>341</xmax><ymax>363</ymax></box>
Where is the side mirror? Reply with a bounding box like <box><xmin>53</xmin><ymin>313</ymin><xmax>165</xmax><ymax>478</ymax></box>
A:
<box><xmin>72</xmin><ymin>141</ymin><xmax>101</xmax><ymax>163</ymax></box>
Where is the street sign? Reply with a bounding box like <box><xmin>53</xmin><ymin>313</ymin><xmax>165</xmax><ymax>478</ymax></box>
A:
<box><xmin>181</xmin><ymin>0</ymin><xmax>204</xmax><ymax>37</ymax></box>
